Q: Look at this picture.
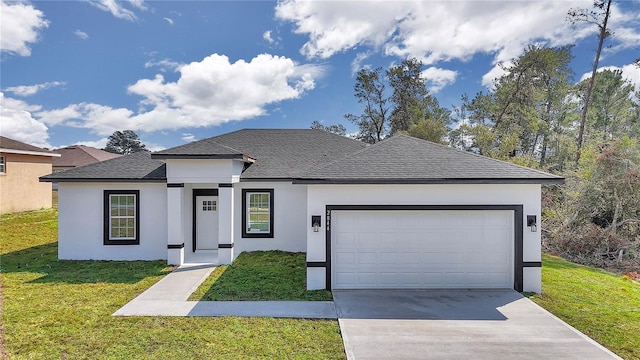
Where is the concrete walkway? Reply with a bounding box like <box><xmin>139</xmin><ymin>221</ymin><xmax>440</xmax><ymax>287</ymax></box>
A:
<box><xmin>115</xmin><ymin>266</ymin><xmax>621</xmax><ymax>359</ymax></box>
<box><xmin>112</xmin><ymin>263</ymin><xmax>337</xmax><ymax>319</ymax></box>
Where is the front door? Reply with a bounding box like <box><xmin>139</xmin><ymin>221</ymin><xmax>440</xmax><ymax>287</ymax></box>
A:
<box><xmin>195</xmin><ymin>196</ymin><xmax>218</xmax><ymax>250</ymax></box>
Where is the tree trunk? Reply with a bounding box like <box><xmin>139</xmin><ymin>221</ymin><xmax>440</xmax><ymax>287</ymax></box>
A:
<box><xmin>575</xmin><ymin>0</ymin><xmax>612</xmax><ymax>165</ymax></box>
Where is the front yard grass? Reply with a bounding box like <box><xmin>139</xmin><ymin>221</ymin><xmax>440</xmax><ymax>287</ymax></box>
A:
<box><xmin>0</xmin><ymin>209</ymin><xmax>344</xmax><ymax>359</ymax></box>
<box><xmin>530</xmin><ymin>253</ymin><xmax>640</xmax><ymax>360</ymax></box>
<box><xmin>189</xmin><ymin>251</ymin><xmax>333</xmax><ymax>301</ymax></box>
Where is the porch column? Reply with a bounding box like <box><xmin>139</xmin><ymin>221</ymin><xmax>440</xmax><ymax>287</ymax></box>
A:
<box><xmin>167</xmin><ymin>183</ymin><xmax>185</xmax><ymax>265</ymax></box>
<box><xmin>218</xmin><ymin>183</ymin><xmax>234</xmax><ymax>264</ymax></box>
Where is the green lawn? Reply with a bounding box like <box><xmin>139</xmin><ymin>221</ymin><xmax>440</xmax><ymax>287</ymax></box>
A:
<box><xmin>3</xmin><ymin>204</ymin><xmax>638</xmax><ymax>359</ymax></box>
<box><xmin>0</xmin><ymin>209</ymin><xmax>344</xmax><ymax>359</ymax></box>
<box><xmin>189</xmin><ymin>251</ymin><xmax>333</xmax><ymax>301</ymax></box>
<box><xmin>531</xmin><ymin>254</ymin><xmax>640</xmax><ymax>360</ymax></box>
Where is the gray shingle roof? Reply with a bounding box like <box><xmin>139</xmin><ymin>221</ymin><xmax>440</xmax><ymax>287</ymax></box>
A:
<box><xmin>154</xmin><ymin>129</ymin><xmax>367</xmax><ymax>179</ymax></box>
<box><xmin>295</xmin><ymin>134</ymin><xmax>564</xmax><ymax>184</ymax></box>
<box><xmin>40</xmin><ymin>151</ymin><xmax>165</xmax><ymax>182</ymax></box>
<box><xmin>39</xmin><ymin>130</ymin><xmax>564</xmax><ymax>184</ymax></box>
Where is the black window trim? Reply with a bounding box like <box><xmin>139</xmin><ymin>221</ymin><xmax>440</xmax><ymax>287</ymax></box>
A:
<box><xmin>103</xmin><ymin>190</ymin><xmax>140</xmax><ymax>245</ymax></box>
<box><xmin>242</xmin><ymin>188</ymin><xmax>274</xmax><ymax>238</ymax></box>
<box><xmin>0</xmin><ymin>156</ymin><xmax>5</xmax><ymax>174</ymax></box>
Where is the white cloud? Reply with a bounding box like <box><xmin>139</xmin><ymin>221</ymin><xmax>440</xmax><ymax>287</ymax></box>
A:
<box><xmin>601</xmin><ymin>3</ymin><xmax>640</xmax><ymax>57</ymax></box>
<box><xmin>263</xmin><ymin>30</ymin><xmax>274</xmax><ymax>44</ymax></box>
<box><xmin>181</xmin><ymin>133</ymin><xmax>195</xmax><ymax>142</ymax></box>
<box><xmin>65</xmin><ymin>137</ymin><xmax>163</xmax><ymax>152</ymax></box>
<box><xmin>36</xmin><ymin>103</ymin><xmax>134</xmax><ymax>135</ymax></box>
<box><xmin>144</xmin><ymin>59</ymin><xmax>182</xmax><ymax>72</ymax></box>
<box><xmin>0</xmin><ymin>93</ymin><xmax>42</xmax><ymax>112</ymax></box>
<box><xmin>481</xmin><ymin>60</ymin><xmax>514</xmax><ymax>89</ymax></box>
<box><xmin>421</xmin><ymin>67</ymin><xmax>458</xmax><ymax>94</ymax></box>
<box><xmin>74</xmin><ymin>138</ymin><xmax>109</xmax><ymax>149</ymax></box>
<box><xmin>143</xmin><ymin>141</ymin><xmax>165</xmax><ymax>152</ymax></box>
<box><xmin>580</xmin><ymin>64</ymin><xmax>640</xmax><ymax>93</ymax></box>
<box><xmin>350</xmin><ymin>52</ymin><xmax>371</xmax><ymax>75</ymax></box>
<box><xmin>0</xmin><ymin>0</ymin><xmax>49</xmax><ymax>56</ymax></box>
<box><xmin>276</xmin><ymin>1</ymin><xmax>603</xmax><ymax>62</ymax></box>
<box><xmin>128</xmin><ymin>0</ymin><xmax>147</xmax><ymax>11</ymax></box>
<box><xmin>74</xmin><ymin>30</ymin><xmax>89</xmax><ymax>40</ymax></box>
<box><xmin>276</xmin><ymin>0</ymin><xmax>409</xmax><ymax>59</ymax></box>
<box><xmin>163</xmin><ymin>17</ymin><xmax>174</xmax><ymax>25</ymax></box>
<box><xmin>4</xmin><ymin>81</ymin><xmax>65</xmax><ymax>97</ymax></box>
<box><xmin>87</xmin><ymin>0</ymin><xmax>145</xmax><ymax>21</ymax></box>
<box><xmin>0</xmin><ymin>93</ymin><xmax>50</xmax><ymax>148</ymax></box>
<box><xmin>276</xmin><ymin>0</ymin><xmax>640</xmax><ymax>90</ymax></box>
<box><xmin>31</xmin><ymin>53</ymin><xmax>321</xmax><ymax>136</ymax></box>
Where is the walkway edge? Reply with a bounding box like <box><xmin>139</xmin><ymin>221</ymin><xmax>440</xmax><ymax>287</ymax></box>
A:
<box><xmin>113</xmin><ymin>264</ymin><xmax>338</xmax><ymax>319</ymax></box>
<box><xmin>114</xmin><ymin>300</ymin><xmax>338</xmax><ymax>319</ymax></box>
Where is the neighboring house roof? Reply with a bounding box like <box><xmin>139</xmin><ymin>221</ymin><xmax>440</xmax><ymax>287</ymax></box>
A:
<box><xmin>152</xmin><ymin>129</ymin><xmax>367</xmax><ymax>179</ymax></box>
<box><xmin>295</xmin><ymin>134</ymin><xmax>564</xmax><ymax>184</ymax></box>
<box><xmin>0</xmin><ymin>136</ymin><xmax>60</xmax><ymax>157</ymax></box>
<box><xmin>39</xmin><ymin>129</ymin><xmax>564</xmax><ymax>184</ymax></box>
<box><xmin>41</xmin><ymin>151</ymin><xmax>165</xmax><ymax>182</ymax></box>
<box><xmin>53</xmin><ymin>145</ymin><xmax>121</xmax><ymax>168</ymax></box>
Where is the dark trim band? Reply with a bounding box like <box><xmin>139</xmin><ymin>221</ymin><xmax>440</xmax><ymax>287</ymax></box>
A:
<box><xmin>40</xmin><ymin>178</ymin><xmax>167</xmax><ymax>183</ymax></box>
<box><xmin>167</xmin><ymin>183</ymin><xmax>184</xmax><ymax>188</ymax></box>
<box><xmin>293</xmin><ymin>178</ymin><xmax>564</xmax><ymax>185</ymax></box>
<box><xmin>218</xmin><ymin>183</ymin><xmax>234</xmax><ymax>188</ymax></box>
<box><xmin>306</xmin><ymin>261</ymin><xmax>326</xmax><ymax>267</ymax></box>
<box><xmin>151</xmin><ymin>153</ymin><xmax>254</xmax><ymax>161</ymax></box>
<box><xmin>522</xmin><ymin>261</ymin><xmax>542</xmax><ymax>267</ymax></box>
<box><xmin>167</xmin><ymin>243</ymin><xmax>185</xmax><ymax>249</ymax></box>
<box><xmin>218</xmin><ymin>243</ymin><xmax>234</xmax><ymax>249</ymax></box>
<box><xmin>324</xmin><ymin>205</ymin><xmax>524</xmax><ymax>292</ymax></box>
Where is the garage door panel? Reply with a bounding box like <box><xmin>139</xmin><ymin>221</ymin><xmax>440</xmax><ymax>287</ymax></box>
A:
<box><xmin>379</xmin><ymin>252</ymin><xmax>399</xmax><ymax>264</ymax></box>
<box><xmin>357</xmin><ymin>272</ymin><xmax>378</xmax><ymax>286</ymax></box>
<box><xmin>401</xmin><ymin>252</ymin><xmax>421</xmax><ymax>264</ymax></box>
<box><xmin>358</xmin><ymin>252</ymin><xmax>377</xmax><ymax>264</ymax></box>
<box><xmin>466</xmin><ymin>272</ymin><xmax>489</xmax><ymax>285</ymax></box>
<box><xmin>335</xmin><ymin>252</ymin><xmax>355</xmax><ymax>265</ymax></box>
<box><xmin>332</xmin><ymin>210</ymin><xmax>513</xmax><ymax>289</ymax></box>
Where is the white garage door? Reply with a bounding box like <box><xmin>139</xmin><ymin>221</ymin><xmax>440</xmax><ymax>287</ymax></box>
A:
<box><xmin>332</xmin><ymin>210</ymin><xmax>513</xmax><ymax>289</ymax></box>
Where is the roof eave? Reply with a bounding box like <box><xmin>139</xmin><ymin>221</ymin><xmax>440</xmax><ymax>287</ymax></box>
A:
<box><xmin>39</xmin><ymin>177</ymin><xmax>167</xmax><ymax>183</ymax></box>
<box><xmin>1</xmin><ymin>148</ymin><xmax>61</xmax><ymax>157</ymax></box>
<box><xmin>292</xmin><ymin>178</ymin><xmax>565</xmax><ymax>185</ymax></box>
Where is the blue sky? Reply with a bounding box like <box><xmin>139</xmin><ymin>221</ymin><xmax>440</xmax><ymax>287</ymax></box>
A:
<box><xmin>1</xmin><ymin>0</ymin><xmax>639</xmax><ymax>150</ymax></box>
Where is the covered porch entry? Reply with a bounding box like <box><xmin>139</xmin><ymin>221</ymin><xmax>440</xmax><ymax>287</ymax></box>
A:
<box><xmin>166</xmin><ymin>183</ymin><xmax>236</xmax><ymax>266</ymax></box>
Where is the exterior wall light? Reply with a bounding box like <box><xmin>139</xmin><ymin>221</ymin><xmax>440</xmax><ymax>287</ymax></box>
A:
<box><xmin>311</xmin><ymin>215</ymin><xmax>321</xmax><ymax>232</ymax></box>
<box><xmin>527</xmin><ymin>215</ymin><xmax>537</xmax><ymax>232</ymax></box>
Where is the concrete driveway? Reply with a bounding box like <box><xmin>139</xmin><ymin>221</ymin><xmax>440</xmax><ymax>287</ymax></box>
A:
<box><xmin>333</xmin><ymin>290</ymin><xmax>621</xmax><ymax>360</ymax></box>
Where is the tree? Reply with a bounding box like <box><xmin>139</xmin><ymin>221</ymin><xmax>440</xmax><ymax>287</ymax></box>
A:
<box><xmin>545</xmin><ymin>138</ymin><xmax>640</xmax><ymax>265</ymax></box>
<box><xmin>407</xmin><ymin>119</ymin><xmax>447</xmax><ymax>144</ymax></box>
<box><xmin>344</xmin><ymin>67</ymin><xmax>390</xmax><ymax>144</ymax></box>
<box><xmin>568</xmin><ymin>0</ymin><xmax>613</xmax><ymax>164</ymax></box>
<box><xmin>461</xmin><ymin>46</ymin><xmax>573</xmax><ymax>164</ymax></box>
<box><xmin>387</xmin><ymin>58</ymin><xmax>429</xmax><ymax>133</ymax></box>
<box><xmin>310</xmin><ymin>121</ymin><xmax>347</xmax><ymax>136</ymax></box>
<box><xmin>104</xmin><ymin>130</ymin><xmax>147</xmax><ymax>154</ymax></box>
<box><xmin>580</xmin><ymin>69</ymin><xmax>636</xmax><ymax>141</ymax></box>
<box><xmin>346</xmin><ymin>58</ymin><xmax>452</xmax><ymax>143</ymax></box>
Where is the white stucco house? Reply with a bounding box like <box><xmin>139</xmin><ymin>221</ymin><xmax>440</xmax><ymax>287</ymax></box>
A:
<box><xmin>41</xmin><ymin>129</ymin><xmax>563</xmax><ymax>293</ymax></box>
